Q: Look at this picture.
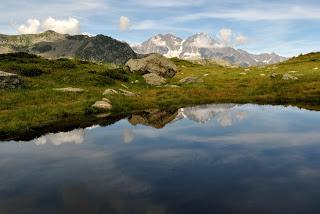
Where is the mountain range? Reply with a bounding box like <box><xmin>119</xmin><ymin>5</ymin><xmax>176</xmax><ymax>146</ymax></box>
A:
<box><xmin>132</xmin><ymin>33</ymin><xmax>286</xmax><ymax>66</ymax></box>
<box><xmin>0</xmin><ymin>31</ymin><xmax>286</xmax><ymax>66</ymax></box>
<box><xmin>0</xmin><ymin>30</ymin><xmax>137</xmax><ymax>64</ymax></box>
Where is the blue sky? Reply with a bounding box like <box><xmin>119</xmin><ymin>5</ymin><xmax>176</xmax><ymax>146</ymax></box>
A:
<box><xmin>1</xmin><ymin>0</ymin><xmax>320</xmax><ymax>56</ymax></box>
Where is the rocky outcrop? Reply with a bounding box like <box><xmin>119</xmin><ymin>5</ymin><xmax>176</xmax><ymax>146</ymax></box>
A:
<box><xmin>143</xmin><ymin>73</ymin><xmax>166</xmax><ymax>86</ymax></box>
<box><xmin>0</xmin><ymin>71</ymin><xmax>22</xmax><ymax>89</ymax></box>
<box><xmin>125</xmin><ymin>54</ymin><xmax>177</xmax><ymax>78</ymax></box>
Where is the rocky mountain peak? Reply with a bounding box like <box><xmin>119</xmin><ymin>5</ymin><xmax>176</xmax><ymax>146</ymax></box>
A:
<box><xmin>132</xmin><ymin>32</ymin><xmax>286</xmax><ymax>66</ymax></box>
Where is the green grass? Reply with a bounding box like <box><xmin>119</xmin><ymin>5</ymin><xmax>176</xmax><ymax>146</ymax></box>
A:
<box><xmin>1</xmin><ymin>52</ymin><xmax>320</xmax><ymax>140</ymax></box>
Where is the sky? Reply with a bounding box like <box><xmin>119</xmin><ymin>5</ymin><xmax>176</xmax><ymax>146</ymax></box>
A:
<box><xmin>0</xmin><ymin>0</ymin><xmax>320</xmax><ymax>56</ymax></box>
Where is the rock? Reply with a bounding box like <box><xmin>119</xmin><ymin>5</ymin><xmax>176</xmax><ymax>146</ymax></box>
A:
<box><xmin>0</xmin><ymin>71</ymin><xmax>22</xmax><ymax>89</ymax></box>
<box><xmin>313</xmin><ymin>67</ymin><xmax>319</xmax><ymax>70</ymax></box>
<box><xmin>288</xmin><ymin>71</ymin><xmax>297</xmax><ymax>73</ymax></box>
<box><xmin>179</xmin><ymin>76</ymin><xmax>203</xmax><ymax>84</ymax></box>
<box><xmin>103</xmin><ymin>89</ymin><xmax>119</xmax><ymax>96</ymax></box>
<box><xmin>270</xmin><ymin>73</ymin><xmax>279</xmax><ymax>78</ymax></box>
<box><xmin>165</xmin><ymin>84</ymin><xmax>181</xmax><ymax>88</ymax></box>
<box><xmin>102</xmin><ymin>98</ymin><xmax>111</xmax><ymax>102</ymax></box>
<box><xmin>125</xmin><ymin>54</ymin><xmax>177</xmax><ymax>78</ymax></box>
<box><xmin>119</xmin><ymin>89</ymin><xmax>136</xmax><ymax>96</ymax></box>
<box><xmin>240</xmin><ymin>72</ymin><xmax>247</xmax><ymax>75</ymax></box>
<box><xmin>53</xmin><ymin>87</ymin><xmax>85</xmax><ymax>92</ymax></box>
<box><xmin>92</xmin><ymin>101</ymin><xmax>112</xmax><ymax>110</ymax></box>
<box><xmin>282</xmin><ymin>73</ymin><xmax>298</xmax><ymax>80</ymax></box>
<box><xmin>260</xmin><ymin>73</ymin><xmax>266</xmax><ymax>76</ymax></box>
<box><xmin>143</xmin><ymin>73</ymin><xmax>166</xmax><ymax>86</ymax></box>
<box><xmin>203</xmin><ymin>74</ymin><xmax>209</xmax><ymax>77</ymax></box>
<box><xmin>121</xmin><ymin>84</ymin><xmax>129</xmax><ymax>89</ymax></box>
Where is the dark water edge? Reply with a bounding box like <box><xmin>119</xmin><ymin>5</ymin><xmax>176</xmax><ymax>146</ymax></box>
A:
<box><xmin>1</xmin><ymin>102</ymin><xmax>319</xmax><ymax>142</ymax></box>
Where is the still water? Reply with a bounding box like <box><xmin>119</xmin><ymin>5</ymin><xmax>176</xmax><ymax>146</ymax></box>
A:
<box><xmin>1</xmin><ymin>104</ymin><xmax>320</xmax><ymax>214</ymax></box>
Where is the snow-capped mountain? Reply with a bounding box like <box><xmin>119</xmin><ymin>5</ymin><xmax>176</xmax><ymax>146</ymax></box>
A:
<box><xmin>132</xmin><ymin>33</ymin><xmax>286</xmax><ymax>66</ymax></box>
<box><xmin>132</xmin><ymin>34</ymin><xmax>183</xmax><ymax>58</ymax></box>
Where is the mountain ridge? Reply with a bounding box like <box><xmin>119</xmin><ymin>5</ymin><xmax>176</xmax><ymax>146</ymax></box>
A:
<box><xmin>132</xmin><ymin>33</ymin><xmax>286</xmax><ymax>66</ymax></box>
<box><xmin>0</xmin><ymin>31</ymin><xmax>137</xmax><ymax>64</ymax></box>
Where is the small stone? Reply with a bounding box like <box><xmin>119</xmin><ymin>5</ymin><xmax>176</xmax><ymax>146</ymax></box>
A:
<box><xmin>270</xmin><ymin>73</ymin><xmax>279</xmax><ymax>78</ymax></box>
<box><xmin>135</xmin><ymin>80</ymin><xmax>139</xmax><ymax>83</ymax></box>
<box><xmin>240</xmin><ymin>72</ymin><xmax>247</xmax><ymax>75</ymax></box>
<box><xmin>102</xmin><ymin>98</ymin><xmax>111</xmax><ymax>102</ymax></box>
<box><xmin>203</xmin><ymin>74</ymin><xmax>209</xmax><ymax>77</ymax></box>
<box><xmin>179</xmin><ymin>76</ymin><xmax>203</xmax><ymax>84</ymax></box>
<box><xmin>282</xmin><ymin>73</ymin><xmax>298</xmax><ymax>80</ymax></box>
<box><xmin>119</xmin><ymin>89</ymin><xmax>136</xmax><ymax>96</ymax></box>
<box><xmin>103</xmin><ymin>89</ymin><xmax>119</xmax><ymax>96</ymax></box>
<box><xmin>313</xmin><ymin>67</ymin><xmax>319</xmax><ymax>70</ymax></box>
<box><xmin>53</xmin><ymin>87</ymin><xmax>85</xmax><ymax>92</ymax></box>
<box><xmin>260</xmin><ymin>73</ymin><xmax>266</xmax><ymax>76</ymax></box>
<box><xmin>121</xmin><ymin>84</ymin><xmax>129</xmax><ymax>89</ymax></box>
<box><xmin>165</xmin><ymin>85</ymin><xmax>181</xmax><ymax>88</ymax></box>
<box><xmin>92</xmin><ymin>101</ymin><xmax>112</xmax><ymax>110</ymax></box>
<box><xmin>96</xmin><ymin>113</ymin><xmax>111</xmax><ymax>118</ymax></box>
<box><xmin>288</xmin><ymin>71</ymin><xmax>297</xmax><ymax>73</ymax></box>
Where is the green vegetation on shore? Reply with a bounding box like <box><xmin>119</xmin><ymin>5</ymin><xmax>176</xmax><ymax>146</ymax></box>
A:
<box><xmin>1</xmin><ymin>52</ymin><xmax>320</xmax><ymax>140</ymax></box>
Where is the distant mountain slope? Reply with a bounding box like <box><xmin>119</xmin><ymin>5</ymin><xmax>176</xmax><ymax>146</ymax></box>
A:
<box><xmin>132</xmin><ymin>33</ymin><xmax>286</xmax><ymax>66</ymax></box>
<box><xmin>0</xmin><ymin>31</ymin><xmax>137</xmax><ymax>64</ymax></box>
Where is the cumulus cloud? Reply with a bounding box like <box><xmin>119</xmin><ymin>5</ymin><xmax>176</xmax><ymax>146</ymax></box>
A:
<box><xmin>218</xmin><ymin>28</ymin><xmax>233</xmax><ymax>45</ymax></box>
<box><xmin>217</xmin><ymin>28</ymin><xmax>249</xmax><ymax>46</ymax></box>
<box><xmin>41</xmin><ymin>17</ymin><xmax>80</xmax><ymax>34</ymax></box>
<box><xmin>17</xmin><ymin>18</ymin><xmax>40</xmax><ymax>34</ymax></box>
<box><xmin>17</xmin><ymin>17</ymin><xmax>80</xmax><ymax>35</ymax></box>
<box><xmin>34</xmin><ymin>129</ymin><xmax>85</xmax><ymax>146</ymax></box>
<box><xmin>119</xmin><ymin>16</ymin><xmax>130</xmax><ymax>31</ymax></box>
<box><xmin>235</xmin><ymin>34</ymin><xmax>249</xmax><ymax>45</ymax></box>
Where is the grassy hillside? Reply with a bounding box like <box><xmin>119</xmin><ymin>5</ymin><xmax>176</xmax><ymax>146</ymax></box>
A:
<box><xmin>1</xmin><ymin>52</ymin><xmax>320</xmax><ymax>140</ymax></box>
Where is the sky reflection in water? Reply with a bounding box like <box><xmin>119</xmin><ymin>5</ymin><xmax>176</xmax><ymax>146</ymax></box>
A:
<box><xmin>1</xmin><ymin>104</ymin><xmax>320</xmax><ymax>214</ymax></box>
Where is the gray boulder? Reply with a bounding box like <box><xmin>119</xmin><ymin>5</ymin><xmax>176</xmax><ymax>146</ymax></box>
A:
<box><xmin>125</xmin><ymin>54</ymin><xmax>177</xmax><ymax>78</ymax></box>
<box><xmin>0</xmin><ymin>71</ymin><xmax>22</xmax><ymax>89</ymax></box>
<box><xmin>143</xmin><ymin>73</ymin><xmax>166</xmax><ymax>86</ymax></box>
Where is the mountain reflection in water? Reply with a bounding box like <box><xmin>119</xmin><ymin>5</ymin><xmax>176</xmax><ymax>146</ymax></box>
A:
<box><xmin>1</xmin><ymin>104</ymin><xmax>320</xmax><ymax>214</ymax></box>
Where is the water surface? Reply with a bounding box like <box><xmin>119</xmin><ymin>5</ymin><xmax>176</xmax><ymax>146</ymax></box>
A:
<box><xmin>1</xmin><ymin>104</ymin><xmax>320</xmax><ymax>214</ymax></box>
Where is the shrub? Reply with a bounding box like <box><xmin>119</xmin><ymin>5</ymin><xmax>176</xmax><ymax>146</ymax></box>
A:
<box><xmin>101</xmin><ymin>68</ymin><xmax>129</xmax><ymax>82</ymax></box>
<box><xmin>7</xmin><ymin>65</ymin><xmax>44</xmax><ymax>77</ymax></box>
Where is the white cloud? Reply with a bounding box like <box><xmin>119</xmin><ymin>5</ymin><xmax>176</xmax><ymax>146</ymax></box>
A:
<box><xmin>235</xmin><ymin>34</ymin><xmax>249</xmax><ymax>45</ymax></box>
<box><xmin>218</xmin><ymin>28</ymin><xmax>233</xmax><ymax>45</ymax></box>
<box><xmin>34</xmin><ymin>129</ymin><xmax>85</xmax><ymax>146</ymax></box>
<box><xmin>122</xmin><ymin>130</ymin><xmax>134</xmax><ymax>144</ymax></box>
<box><xmin>17</xmin><ymin>17</ymin><xmax>80</xmax><ymax>35</ymax></box>
<box><xmin>17</xmin><ymin>18</ymin><xmax>40</xmax><ymax>34</ymax></box>
<box><xmin>119</xmin><ymin>16</ymin><xmax>130</xmax><ymax>31</ymax></box>
<box><xmin>41</xmin><ymin>17</ymin><xmax>80</xmax><ymax>35</ymax></box>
